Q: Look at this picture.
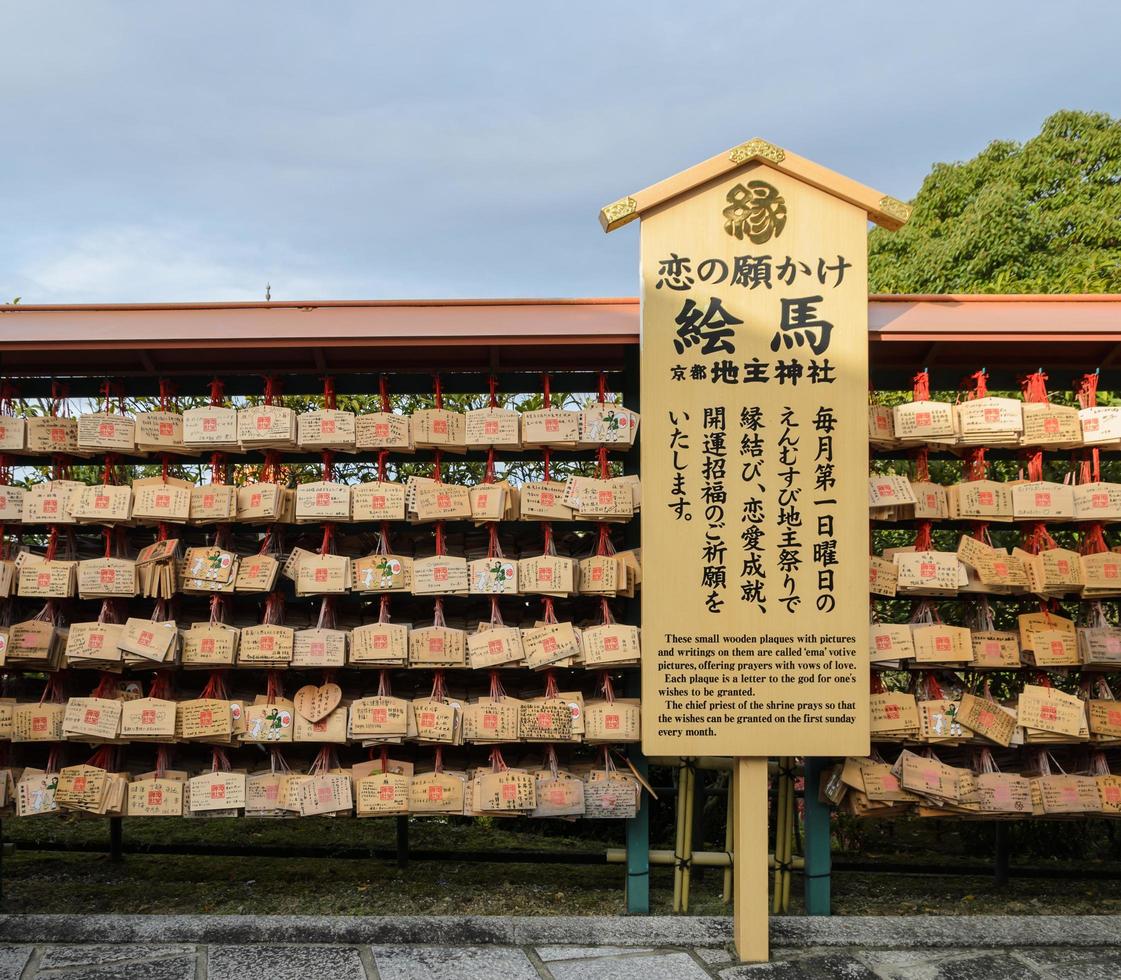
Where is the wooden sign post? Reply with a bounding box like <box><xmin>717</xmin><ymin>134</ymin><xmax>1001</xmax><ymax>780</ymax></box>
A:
<box><xmin>601</xmin><ymin>139</ymin><xmax>909</xmax><ymax>961</ymax></box>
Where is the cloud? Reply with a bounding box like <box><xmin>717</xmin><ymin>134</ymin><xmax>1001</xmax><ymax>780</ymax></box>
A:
<box><xmin>9</xmin><ymin>225</ymin><xmax>360</xmax><ymax>303</ymax></box>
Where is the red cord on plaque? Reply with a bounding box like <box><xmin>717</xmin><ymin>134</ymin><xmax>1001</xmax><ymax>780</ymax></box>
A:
<box><xmin>1075</xmin><ymin>373</ymin><xmax>1104</xmax><ymax>513</ymax></box>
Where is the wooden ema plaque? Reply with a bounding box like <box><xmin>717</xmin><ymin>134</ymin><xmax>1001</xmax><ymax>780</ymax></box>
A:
<box><xmin>602</xmin><ymin>136</ymin><xmax>907</xmax><ymax>961</ymax></box>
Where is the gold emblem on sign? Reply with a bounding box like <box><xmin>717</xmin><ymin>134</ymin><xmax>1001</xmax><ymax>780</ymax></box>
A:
<box><xmin>728</xmin><ymin>138</ymin><xmax>785</xmax><ymax>165</ymax></box>
<box><xmin>600</xmin><ymin>196</ymin><xmax>638</xmax><ymax>224</ymax></box>
<box><xmin>878</xmin><ymin>195</ymin><xmax>913</xmax><ymax>224</ymax></box>
<box><xmin>723</xmin><ymin>181</ymin><xmax>787</xmax><ymax>243</ymax></box>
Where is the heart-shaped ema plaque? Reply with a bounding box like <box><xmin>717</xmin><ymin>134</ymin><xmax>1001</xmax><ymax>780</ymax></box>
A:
<box><xmin>294</xmin><ymin>683</ymin><xmax>342</xmax><ymax>723</ymax></box>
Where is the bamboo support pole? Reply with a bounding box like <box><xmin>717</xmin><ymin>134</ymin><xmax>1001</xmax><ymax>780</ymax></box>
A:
<box><xmin>672</xmin><ymin>760</ymin><xmax>688</xmax><ymax>912</ymax></box>
<box><xmin>771</xmin><ymin>759</ymin><xmax>787</xmax><ymax>914</ymax></box>
<box><xmin>681</xmin><ymin>763</ymin><xmax>696</xmax><ymax>912</ymax></box>
<box><xmin>722</xmin><ymin>771</ymin><xmax>734</xmax><ymax>904</ymax></box>
<box><xmin>782</xmin><ymin>760</ymin><xmax>795</xmax><ymax>913</ymax></box>
<box><xmin>782</xmin><ymin>758</ymin><xmax>796</xmax><ymax>913</ymax></box>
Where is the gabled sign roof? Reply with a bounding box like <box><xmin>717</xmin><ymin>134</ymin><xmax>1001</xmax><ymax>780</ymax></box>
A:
<box><xmin>599</xmin><ymin>137</ymin><xmax>912</xmax><ymax>233</ymax></box>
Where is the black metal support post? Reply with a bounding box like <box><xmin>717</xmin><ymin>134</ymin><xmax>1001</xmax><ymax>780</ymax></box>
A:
<box><xmin>396</xmin><ymin>815</ymin><xmax>410</xmax><ymax>869</ymax></box>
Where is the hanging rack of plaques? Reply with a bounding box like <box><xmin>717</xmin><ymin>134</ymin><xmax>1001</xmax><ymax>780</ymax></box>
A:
<box><xmin>0</xmin><ymin>363</ymin><xmax>651</xmax><ymax>822</ymax></box>
<box><xmin>839</xmin><ymin>363</ymin><xmax>1121</xmax><ymax>821</ymax></box>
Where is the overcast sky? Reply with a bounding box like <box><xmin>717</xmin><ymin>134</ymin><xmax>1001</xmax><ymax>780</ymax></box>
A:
<box><xmin>2</xmin><ymin>1</ymin><xmax>1118</xmax><ymax>304</ymax></box>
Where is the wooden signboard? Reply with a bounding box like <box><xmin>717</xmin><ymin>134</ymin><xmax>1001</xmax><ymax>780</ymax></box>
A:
<box><xmin>601</xmin><ymin>136</ymin><xmax>908</xmax><ymax>961</ymax></box>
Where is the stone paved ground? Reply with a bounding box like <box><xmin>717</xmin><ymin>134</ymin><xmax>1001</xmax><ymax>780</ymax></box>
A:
<box><xmin>1</xmin><ymin>943</ymin><xmax>1119</xmax><ymax>979</ymax></box>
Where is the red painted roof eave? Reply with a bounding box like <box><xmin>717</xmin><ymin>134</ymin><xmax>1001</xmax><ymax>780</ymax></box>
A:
<box><xmin>0</xmin><ymin>294</ymin><xmax>1120</xmax><ymax>349</ymax></box>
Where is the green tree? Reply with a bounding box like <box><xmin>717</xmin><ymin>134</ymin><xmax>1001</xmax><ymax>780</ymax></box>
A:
<box><xmin>869</xmin><ymin>110</ymin><xmax>1121</xmax><ymax>294</ymax></box>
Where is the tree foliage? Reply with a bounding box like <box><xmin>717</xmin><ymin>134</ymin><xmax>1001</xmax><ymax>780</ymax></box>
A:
<box><xmin>869</xmin><ymin>110</ymin><xmax>1121</xmax><ymax>294</ymax></box>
